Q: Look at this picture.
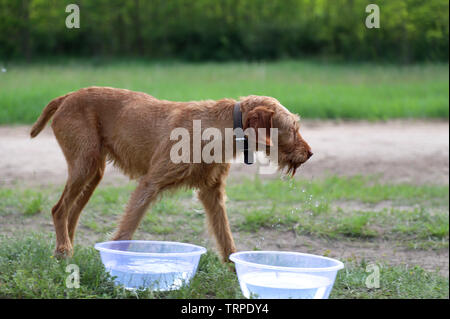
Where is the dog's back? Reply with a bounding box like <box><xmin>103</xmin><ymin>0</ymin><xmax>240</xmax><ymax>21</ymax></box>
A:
<box><xmin>32</xmin><ymin>87</ymin><xmax>175</xmax><ymax>178</ymax></box>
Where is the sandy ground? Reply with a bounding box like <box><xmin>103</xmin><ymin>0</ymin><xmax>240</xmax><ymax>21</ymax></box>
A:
<box><xmin>0</xmin><ymin>120</ymin><xmax>448</xmax><ymax>186</ymax></box>
<box><xmin>0</xmin><ymin>120</ymin><xmax>449</xmax><ymax>275</ymax></box>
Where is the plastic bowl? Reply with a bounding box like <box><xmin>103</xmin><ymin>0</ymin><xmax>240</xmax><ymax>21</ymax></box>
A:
<box><xmin>230</xmin><ymin>251</ymin><xmax>344</xmax><ymax>299</ymax></box>
<box><xmin>95</xmin><ymin>240</ymin><xmax>207</xmax><ymax>290</ymax></box>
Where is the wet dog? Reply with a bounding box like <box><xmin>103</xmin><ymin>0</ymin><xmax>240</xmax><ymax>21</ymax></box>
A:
<box><xmin>30</xmin><ymin>87</ymin><xmax>312</xmax><ymax>261</ymax></box>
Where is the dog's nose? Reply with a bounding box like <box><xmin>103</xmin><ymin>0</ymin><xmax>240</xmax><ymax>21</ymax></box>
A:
<box><xmin>307</xmin><ymin>150</ymin><xmax>313</xmax><ymax>159</ymax></box>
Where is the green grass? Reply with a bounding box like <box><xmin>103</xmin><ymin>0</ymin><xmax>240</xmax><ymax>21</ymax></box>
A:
<box><xmin>227</xmin><ymin>175</ymin><xmax>449</xmax><ymax>206</ymax></box>
<box><xmin>335</xmin><ymin>215</ymin><xmax>378</xmax><ymax>238</ymax></box>
<box><xmin>0</xmin><ymin>233</ymin><xmax>447</xmax><ymax>299</ymax></box>
<box><xmin>1</xmin><ymin>176</ymin><xmax>448</xmax><ymax>247</ymax></box>
<box><xmin>229</xmin><ymin>176</ymin><xmax>448</xmax><ymax>245</ymax></box>
<box><xmin>332</xmin><ymin>258</ymin><xmax>449</xmax><ymax>299</ymax></box>
<box><xmin>22</xmin><ymin>190</ymin><xmax>45</xmax><ymax>216</ymax></box>
<box><xmin>0</xmin><ymin>233</ymin><xmax>242</xmax><ymax>299</ymax></box>
<box><xmin>0</xmin><ymin>188</ymin><xmax>46</xmax><ymax>217</ymax></box>
<box><xmin>0</xmin><ymin>175</ymin><xmax>448</xmax><ymax>298</ymax></box>
<box><xmin>0</xmin><ymin>60</ymin><xmax>448</xmax><ymax>124</ymax></box>
<box><xmin>238</xmin><ymin>205</ymin><xmax>448</xmax><ymax>243</ymax></box>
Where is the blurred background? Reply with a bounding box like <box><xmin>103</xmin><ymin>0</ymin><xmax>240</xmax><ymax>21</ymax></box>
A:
<box><xmin>0</xmin><ymin>0</ymin><xmax>449</xmax><ymax>123</ymax></box>
<box><xmin>0</xmin><ymin>0</ymin><xmax>448</xmax><ymax>299</ymax></box>
<box><xmin>0</xmin><ymin>0</ymin><xmax>449</xmax><ymax>124</ymax></box>
<box><xmin>0</xmin><ymin>0</ymin><xmax>449</xmax><ymax>62</ymax></box>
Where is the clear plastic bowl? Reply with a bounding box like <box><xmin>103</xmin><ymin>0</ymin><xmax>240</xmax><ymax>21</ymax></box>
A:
<box><xmin>230</xmin><ymin>251</ymin><xmax>344</xmax><ymax>299</ymax></box>
<box><xmin>95</xmin><ymin>240</ymin><xmax>207</xmax><ymax>290</ymax></box>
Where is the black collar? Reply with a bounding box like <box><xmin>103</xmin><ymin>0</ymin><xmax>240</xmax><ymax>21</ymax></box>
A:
<box><xmin>233</xmin><ymin>102</ymin><xmax>253</xmax><ymax>165</ymax></box>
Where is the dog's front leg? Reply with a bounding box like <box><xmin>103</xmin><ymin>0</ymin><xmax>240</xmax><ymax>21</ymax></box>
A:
<box><xmin>112</xmin><ymin>177</ymin><xmax>161</xmax><ymax>241</ymax></box>
<box><xmin>198</xmin><ymin>183</ymin><xmax>236</xmax><ymax>262</ymax></box>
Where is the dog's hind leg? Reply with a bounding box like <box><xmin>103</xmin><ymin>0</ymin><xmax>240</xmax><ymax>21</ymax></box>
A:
<box><xmin>198</xmin><ymin>182</ymin><xmax>236</xmax><ymax>262</ymax></box>
<box><xmin>67</xmin><ymin>156</ymin><xmax>106</xmax><ymax>245</ymax></box>
<box><xmin>51</xmin><ymin>120</ymin><xmax>103</xmax><ymax>258</ymax></box>
<box><xmin>52</xmin><ymin>159</ymin><xmax>100</xmax><ymax>258</ymax></box>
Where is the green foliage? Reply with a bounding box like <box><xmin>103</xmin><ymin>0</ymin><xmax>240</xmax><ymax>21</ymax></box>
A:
<box><xmin>0</xmin><ymin>0</ymin><xmax>448</xmax><ymax>62</ymax></box>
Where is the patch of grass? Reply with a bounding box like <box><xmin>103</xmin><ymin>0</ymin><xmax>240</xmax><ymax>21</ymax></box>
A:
<box><xmin>407</xmin><ymin>239</ymin><xmax>449</xmax><ymax>250</ymax></box>
<box><xmin>332</xmin><ymin>258</ymin><xmax>449</xmax><ymax>299</ymax></box>
<box><xmin>336</xmin><ymin>215</ymin><xmax>378</xmax><ymax>238</ymax></box>
<box><xmin>239</xmin><ymin>208</ymin><xmax>278</xmax><ymax>232</ymax></box>
<box><xmin>0</xmin><ymin>187</ymin><xmax>57</xmax><ymax>217</ymax></box>
<box><xmin>289</xmin><ymin>209</ymin><xmax>378</xmax><ymax>239</ymax></box>
<box><xmin>23</xmin><ymin>191</ymin><xmax>44</xmax><ymax>216</ymax></box>
<box><xmin>154</xmin><ymin>251</ymin><xmax>243</xmax><ymax>299</ymax></box>
<box><xmin>0</xmin><ymin>188</ymin><xmax>15</xmax><ymax>216</ymax></box>
<box><xmin>141</xmin><ymin>212</ymin><xmax>176</xmax><ymax>235</ymax></box>
<box><xmin>234</xmin><ymin>201</ymin><xmax>448</xmax><ymax>246</ymax></box>
<box><xmin>0</xmin><ymin>188</ymin><xmax>50</xmax><ymax>217</ymax></box>
<box><xmin>0</xmin><ymin>233</ymin><xmax>121</xmax><ymax>298</ymax></box>
<box><xmin>152</xmin><ymin>198</ymin><xmax>183</xmax><ymax>215</ymax></box>
<box><xmin>1</xmin><ymin>176</ymin><xmax>447</xmax><ymax>248</ymax></box>
<box><xmin>0</xmin><ymin>233</ymin><xmax>241</xmax><ymax>299</ymax></box>
<box><xmin>227</xmin><ymin>175</ymin><xmax>448</xmax><ymax>243</ymax></box>
<box><xmin>227</xmin><ymin>175</ymin><xmax>449</xmax><ymax>206</ymax></box>
<box><xmin>0</xmin><ymin>60</ymin><xmax>448</xmax><ymax>124</ymax></box>
<box><xmin>83</xmin><ymin>217</ymin><xmax>115</xmax><ymax>234</ymax></box>
<box><xmin>139</xmin><ymin>197</ymin><xmax>204</xmax><ymax>238</ymax></box>
<box><xmin>393</xmin><ymin>209</ymin><xmax>449</xmax><ymax>240</ymax></box>
<box><xmin>88</xmin><ymin>184</ymin><xmax>133</xmax><ymax>216</ymax></box>
<box><xmin>0</xmin><ymin>233</ymin><xmax>447</xmax><ymax>299</ymax></box>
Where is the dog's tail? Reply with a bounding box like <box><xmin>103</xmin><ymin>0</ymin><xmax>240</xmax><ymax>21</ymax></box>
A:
<box><xmin>30</xmin><ymin>93</ymin><xmax>71</xmax><ymax>138</ymax></box>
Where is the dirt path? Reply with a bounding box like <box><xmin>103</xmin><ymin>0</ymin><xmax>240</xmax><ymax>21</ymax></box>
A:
<box><xmin>1</xmin><ymin>120</ymin><xmax>448</xmax><ymax>186</ymax></box>
<box><xmin>1</xmin><ymin>121</ymin><xmax>448</xmax><ymax>276</ymax></box>
<box><xmin>236</xmin><ymin>231</ymin><xmax>450</xmax><ymax>277</ymax></box>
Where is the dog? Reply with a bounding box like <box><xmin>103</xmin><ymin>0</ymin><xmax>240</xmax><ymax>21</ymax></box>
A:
<box><xmin>30</xmin><ymin>87</ymin><xmax>312</xmax><ymax>261</ymax></box>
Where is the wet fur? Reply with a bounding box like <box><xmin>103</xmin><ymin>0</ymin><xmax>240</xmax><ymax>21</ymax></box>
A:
<box><xmin>30</xmin><ymin>87</ymin><xmax>312</xmax><ymax>261</ymax></box>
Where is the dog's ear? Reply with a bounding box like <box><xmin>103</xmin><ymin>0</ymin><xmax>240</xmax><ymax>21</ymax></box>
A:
<box><xmin>244</xmin><ymin>106</ymin><xmax>275</xmax><ymax>146</ymax></box>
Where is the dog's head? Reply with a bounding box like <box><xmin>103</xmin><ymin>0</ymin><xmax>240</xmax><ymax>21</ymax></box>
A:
<box><xmin>240</xmin><ymin>95</ymin><xmax>313</xmax><ymax>176</ymax></box>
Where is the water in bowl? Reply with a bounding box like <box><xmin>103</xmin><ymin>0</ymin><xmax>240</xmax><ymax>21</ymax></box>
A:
<box><xmin>240</xmin><ymin>271</ymin><xmax>332</xmax><ymax>299</ymax></box>
<box><xmin>105</xmin><ymin>257</ymin><xmax>195</xmax><ymax>290</ymax></box>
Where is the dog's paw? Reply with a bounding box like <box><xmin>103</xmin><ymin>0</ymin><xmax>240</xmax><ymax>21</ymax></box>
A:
<box><xmin>222</xmin><ymin>254</ymin><xmax>237</xmax><ymax>273</ymax></box>
<box><xmin>53</xmin><ymin>246</ymin><xmax>73</xmax><ymax>259</ymax></box>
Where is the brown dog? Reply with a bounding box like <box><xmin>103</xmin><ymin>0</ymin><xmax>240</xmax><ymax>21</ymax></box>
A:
<box><xmin>30</xmin><ymin>87</ymin><xmax>312</xmax><ymax>261</ymax></box>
